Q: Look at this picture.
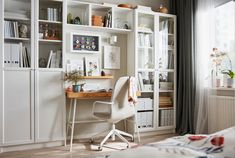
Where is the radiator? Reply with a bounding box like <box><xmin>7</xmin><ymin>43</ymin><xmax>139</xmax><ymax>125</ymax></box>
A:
<box><xmin>208</xmin><ymin>95</ymin><xmax>235</xmax><ymax>133</ymax></box>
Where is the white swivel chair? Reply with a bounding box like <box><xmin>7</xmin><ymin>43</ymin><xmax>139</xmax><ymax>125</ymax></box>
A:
<box><xmin>91</xmin><ymin>76</ymin><xmax>140</xmax><ymax>150</ymax></box>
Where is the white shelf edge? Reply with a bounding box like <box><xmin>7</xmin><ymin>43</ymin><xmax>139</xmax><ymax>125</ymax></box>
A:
<box><xmin>159</xmin><ymin>90</ymin><xmax>174</xmax><ymax>92</ymax></box>
<box><xmin>137</xmin><ymin>69</ymin><xmax>155</xmax><ymax>72</ymax></box>
<box><xmin>139</xmin><ymin>90</ymin><xmax>154</xmax><ymax>93</ymax></box>
<box><xmin>38</xmin><ymin>39</ymin><xmax>62</xmax><ymax>43</ymax></box>
<box><xmin>39</xmin><ymin>19</ymin><xmax>62</xmax><ymax>24</ymax></box>
<box><xmin>37</xmin><ymin>68</ymin><xmax>64</xmax><ymax>72</ymax></box>
<box><xmin>4</xmin><ymin>16</ymin><xmax>30</xmax><ymax>21</ymax></box>
<box><xmin>159</xmin><ymin>69</ymin><xmax>175</xmax><ymax>72</ymax></box>
<box><xmin>4</xmin><ymin>37</ymin><xmax>30</xmax><ymax>41</ymax></box>
<box><xmin>3</xmin><ymin>67</ymin><xmax>32</xmax><ymax>71</ymax></box>
<box><xmin>66</xmin><ymin>24</ymin><xmax>132</xmax><ymax>34</ymax></box>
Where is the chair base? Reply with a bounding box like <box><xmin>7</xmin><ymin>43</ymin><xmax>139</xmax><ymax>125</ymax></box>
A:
<box><xmin>91</xmin><ymin>124</ymin><xmax>134</xmax><ymax>151</ymax></box>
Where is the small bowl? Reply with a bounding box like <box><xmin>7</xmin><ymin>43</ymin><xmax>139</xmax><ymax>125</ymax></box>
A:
<box><xmin>118</xmin><ymin>4</ymin><xmax>132</xmax><ymax>9</ymax></box>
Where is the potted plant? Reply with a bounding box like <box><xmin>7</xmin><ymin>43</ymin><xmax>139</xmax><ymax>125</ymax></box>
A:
<box><xmin>221</xmin><ymin>70</ymin><xmax>234</xmax><ymax>88</ymax></box>
<box><xmin>64</xmin><ymin>70</ymin><xmax>84</xmax><ymax>92</ymax></box>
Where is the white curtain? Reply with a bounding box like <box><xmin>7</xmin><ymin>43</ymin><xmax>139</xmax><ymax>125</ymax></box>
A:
<box><xmin>195</xmin><ymin>0</ymin><xmax>235</xmax><ymax>134</ymax></box>
<box><xmin>194</xmin><ymin>0</ymin><xmax>215</xmax><ymax>134</ymax></box>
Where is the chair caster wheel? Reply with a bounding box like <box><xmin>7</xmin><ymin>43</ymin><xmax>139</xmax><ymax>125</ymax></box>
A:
<box><xmin>89</xmin><ymin>138</ymin><xmax>94</xmax><ymax>144</ymax></box>
<box><xmin>98</xmin><ymin>147</ymin><xmax>103</xmax><ymax>151</ymax></box>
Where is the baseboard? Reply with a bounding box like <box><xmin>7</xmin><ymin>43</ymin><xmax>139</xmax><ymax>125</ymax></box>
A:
<box><xmin>0</xmin><ymin>141</ymin><xmax>64</xmax><ymax>153</ymax></box>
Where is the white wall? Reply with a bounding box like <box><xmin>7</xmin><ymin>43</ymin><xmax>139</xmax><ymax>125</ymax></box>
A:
<box><xmin>79</xmin><ymin>0</ymin><xmax>169</xmax><ymax>12</ymax></box>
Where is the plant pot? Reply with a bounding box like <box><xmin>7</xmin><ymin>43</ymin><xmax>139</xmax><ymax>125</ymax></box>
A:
<box><xmin>72</xmin><ymin>85</ymin><xmax>81</xmax><ymax>92</ymax></box>
<box><xmin>226</xmin><ymin>78</ymin><xmax>234</xmax><ymax>88</ymax></box>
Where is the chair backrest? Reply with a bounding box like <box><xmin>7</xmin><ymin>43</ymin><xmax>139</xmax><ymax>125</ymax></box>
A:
<box><xmin>109</xmin><ymin>76</ymin><xmax>136</xmax><ymax>123</ymax></box>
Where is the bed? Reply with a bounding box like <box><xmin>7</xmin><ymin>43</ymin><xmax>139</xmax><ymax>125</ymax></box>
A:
<box><xmin>106</xmin><ymin>126</ymin><xmax>235</xmax><ymax>158</ymax></box>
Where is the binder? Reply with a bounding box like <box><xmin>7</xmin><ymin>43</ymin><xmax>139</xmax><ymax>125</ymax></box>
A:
<box><xmin>11</xmin><ymin>43</ymin><xmax>20</xmax><ymax>67</ymax></box>
<box><xmin>47</xmin><ymin>50</ymin><xmax>53</xmax><ymax>68</ymax></box>
<box><xmin>4</xmin><ymin>43</ymin><xmax>11</xmax><ymax>67</ymax></box>
<box><xmin>146</xmin><ymin>111</ymin><xmax>153</xmax><ymax>127</ymax></box>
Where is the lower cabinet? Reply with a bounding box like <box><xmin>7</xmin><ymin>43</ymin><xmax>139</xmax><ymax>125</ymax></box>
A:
<box><xmin>35</xmin><ymin>70</ymin><xmax>65</xmax><ymax>142</ymax></box>
<box><xmin>0</xmin><ymin>70</ymin><xmax>65</xmax><ymax>146</ymax></box>
<box><xmin>1</xmin><ymin>70</ymin><xmax>34</xmax><ymax>145</ymax></box>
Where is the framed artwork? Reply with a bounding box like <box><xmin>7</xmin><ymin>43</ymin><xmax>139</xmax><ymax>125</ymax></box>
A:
<box><xmin>71</xmin><ymin>33</ymin><xmax>100</xmax><ymax>53</ymax></box>
<box><xmin>85</xmin><ymin>57</ymin><xmax>100</xmax><ymax>76</ymax></box>
<box><xmin>104</xmin><ymin>46</ymin><xmax>120</xmax><ymax>69</ymax></box>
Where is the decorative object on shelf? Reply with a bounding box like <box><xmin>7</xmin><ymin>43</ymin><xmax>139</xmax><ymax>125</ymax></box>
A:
<box><xmin>71</xmin><ymin>33</ymin><xmax>100</xmax><ymax>53</ymax></box>
<box><xmin>39</xmin><ymin>58</ymin><xmax>47</xmax><ymax>68</ymax></box>
<box><xmin>117</xmin><ymin>4</ymin><xmax>132</xmax><ymax>9</ymax></box>
<box><xmin>101</xmin><ymin>70</ymin><xmax>106</xmax><ymax>76</ymax></box>
<box><xmin>64</xmin><ymin>70</ymin><xmax>84</xmax><ymax>92</ymax></box>
<box><xmin>74</xmin><ymin>16</ymin><xmax>81</xmax><ymax>25</ymax></box>
<box><xmin>85</xmin><ymin>57</ymin><xmax>100</xmax><ymax>76</ymax></box>
<box><xmin>92</xmin><ymin>15</ymin><xmax>103</xmax><ymax>27</ymax></box>
<box><xmin>67</xmin><ymin>13</ymin><xmax>73</xmax><ymax>24</ymax></box>
<box><xmin>221</xmin><ymin>70</ymin><xmax>234</xmax><ymax>88</ymax></box>
<box><xmin>157</xmin><ymin>4</ymin><xmax>168</xmax><ymax>14</ymax></box>
<box><xmin>104</xmin><ymin>46</ymin><xmax>120</xmax><ymax>69</ymax></box>
<box><xmin>19</xmin><ymin>24</ymin><xmax>28</xmax><ymax>38</ymax></box>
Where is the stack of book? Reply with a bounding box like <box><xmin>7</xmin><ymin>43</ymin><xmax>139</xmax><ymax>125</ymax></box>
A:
<box><xmin>4</xmin><ymin>42</ymin><xmax>30</xmax><ymax>68</ymax></box>
<box><xmin>92</xmin><ymin>15</ymin><xmax>103</xmax><ymax>27</ymax></box>
<box><xmin>159</xmin><ymin>96</ymin><xmax>173</xmax><ymax>108</ymax></box>
<box><xmin>4</xmin><ymin>21</ymin><xmax>20</xmax><ymax>38</ymax></box>
<box><xmin>47</xmin><ymin>50</ymin><xmax>62</xmax><ymax>68</ymax></box>
<box><xmin>159</xmin><ymin>109</ymin><xmax>174</xmax><ymax>126</ymax></box>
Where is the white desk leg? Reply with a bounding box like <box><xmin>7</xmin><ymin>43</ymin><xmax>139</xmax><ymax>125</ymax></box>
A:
<box><xmin>134</xmin><ymin>111</ymin><xmax>140</xmax><ymax>143</ymax></box>
<box><xmin>65</xmin><ymin>99</ymin><xmax>73</xmax><ymax>147</ymax></box>
<box><xmin>70</xmin><ymin>98</ymin><xmax>77</xmax><ymax>152</ymax></box>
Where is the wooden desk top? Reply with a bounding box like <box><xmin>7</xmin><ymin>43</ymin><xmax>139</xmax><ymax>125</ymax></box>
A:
<box><xmin>66</xmin><ymin>91</ymin><xmax>112</xmax><ymax>99</ymax></box>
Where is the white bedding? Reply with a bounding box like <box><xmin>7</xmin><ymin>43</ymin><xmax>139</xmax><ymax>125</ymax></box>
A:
<box><xmin>107</xmin><ymin>126</ymin><xmax>235</xmax><ymax>158</ymax></box>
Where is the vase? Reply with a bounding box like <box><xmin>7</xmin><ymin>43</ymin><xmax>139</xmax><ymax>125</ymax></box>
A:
<box><xmin>226</xmin><ymin>78</ymin><xmax>234</xmax><ymax>88</ymax></box>
<box><xmin>72</xmin><ymin>85</ymin><xmax>81</xmax><ymax>92</ymax></box>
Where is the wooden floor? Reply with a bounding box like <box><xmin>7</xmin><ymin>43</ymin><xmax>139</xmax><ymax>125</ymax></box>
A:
<box><xmin>0</xmin><ymin>134</ymin><xmax>175</xmax><ymax>158</ymax></box>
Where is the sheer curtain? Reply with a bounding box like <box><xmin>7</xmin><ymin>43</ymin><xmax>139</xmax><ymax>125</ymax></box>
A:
<box><xmin>194</xmin><ymin>0</ymin><xmax>215</xmax><ymax>134</ymax></box>
<box><xmin>195</xmin><ymin>0</ymin><xmax>235</xmax><ymax>134</ymax></box>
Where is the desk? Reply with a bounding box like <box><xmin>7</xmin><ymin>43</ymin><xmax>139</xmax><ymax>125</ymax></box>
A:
<box><xmin>65</xmin><ymin>91</ymin><xmax>112</xmax><ymax>151</ymax></box>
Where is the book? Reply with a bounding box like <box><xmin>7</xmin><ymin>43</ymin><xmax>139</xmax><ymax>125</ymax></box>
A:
<box><xmin>47</xmin><ymin>50</ymin><xmax>53</xmax><ymax>68</ymax></box>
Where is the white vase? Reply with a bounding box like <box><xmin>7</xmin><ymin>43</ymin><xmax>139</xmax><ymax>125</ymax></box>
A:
<box><xmin>226</xmin><ymin>78</ymin><xmax>234</xmax><ymax>88</ymax></box>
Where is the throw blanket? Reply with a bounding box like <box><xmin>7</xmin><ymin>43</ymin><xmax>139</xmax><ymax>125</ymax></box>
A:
<box><xmin>108</xmin><ymin>126</ymin><xmax>235</xmax><ymax>158</ymax></box>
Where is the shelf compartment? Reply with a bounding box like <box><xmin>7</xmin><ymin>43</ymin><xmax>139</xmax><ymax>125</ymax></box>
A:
<box><xmin>137</xmin><ymin>71</ymin><xmax>155</xmax><ymax>92</ymax></box>
<box><xmin>67</xmin><ymin>1</ymin><xmax>90</xmax><ymax>26</ymax></box>
<box><xmin>138</xmin><ymin>12</ymin><xmax>155</xmax><ymax>33</ymax></box>
<box><xmin>113</xmin><ymin>7</ymin><xmax>133</xmax><ymax>30</ymax></box>
<box><xmin>4</xmin><ymin>16</ymin><xmax>30</xmax><ymax>22</ymax></box>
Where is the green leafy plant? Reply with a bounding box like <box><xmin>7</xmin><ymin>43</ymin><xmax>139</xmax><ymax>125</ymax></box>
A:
<box><xmin>64</xmin><ymin>70</ymin><xmax>83</xmax><ymax>85</ymax></box>
<box><xmin>221</xmin><ymin>70</ymin><xmax>235</xmax><ymax>79</ymax></box>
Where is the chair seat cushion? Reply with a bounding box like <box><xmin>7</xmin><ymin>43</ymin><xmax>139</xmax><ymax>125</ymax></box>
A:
<box><xmin>94</xmin><ymin>112</ymin><xmax>111</xmax><ymax>119</ymax></box>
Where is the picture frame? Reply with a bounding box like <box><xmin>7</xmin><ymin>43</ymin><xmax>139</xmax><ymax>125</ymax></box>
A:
<box><xmin>71</xmin><ymin>33</ymin><xmax>100</xmax><ymax>53</ymax></box>
<box><xmin>85</xmin><ymin>57</ymin><xmax>100</xmax><ymax>76</ymax></box>
<box><xmin>103</xmin><ymin>46</ymin><xmax>120</xmax><ymax>69</ymax></box>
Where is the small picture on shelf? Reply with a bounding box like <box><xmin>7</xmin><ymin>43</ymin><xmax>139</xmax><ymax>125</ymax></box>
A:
<box><xmin>66</xmin><ymin>59</ymin><xmax>85</xmax><ymax>75</ymax></box>
<box><xmin>85</xmin><ymin>57</ymin><xmax>100</xmax><ymax>76</ymax></box>
<box><xmin>71</xmin><ymin>33</ymin><xmax>100</xmax><ymax>53</ymax></box>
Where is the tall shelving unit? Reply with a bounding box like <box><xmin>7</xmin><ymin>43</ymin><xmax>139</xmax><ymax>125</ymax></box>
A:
<box><xmin>127</xmin><ymin>9</ymin><xmax>176</xmax><ymax>133</ymax></box>
<box><xmin>34</xmin><ymin>0</ymin><xmax>65</xmax><ymax>142</ymax></box>
<box><xmin>0</xmin><ymin>0</ymin><xmax>35</xmax><ymax>146</ymax></box>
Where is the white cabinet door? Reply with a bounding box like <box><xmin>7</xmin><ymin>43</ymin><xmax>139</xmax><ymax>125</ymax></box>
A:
<box><xmin>35</xmin><ymin>70</ymin><xmax>65</xmax><ymax>142</ymax></box>
<box><xmin>2</xmin><ymin>70</ymin><xmax>34</xmax><ymax>145</ymax></box>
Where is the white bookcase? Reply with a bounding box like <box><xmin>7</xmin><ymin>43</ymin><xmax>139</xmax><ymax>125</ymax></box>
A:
<box><xmin>0</xmin><ymin>0</ymin><xmax>176</xmax><ymax>148</ymax></box>
<box><xmin>127</xmin><ymin>9</ymin><xmax>176</xmax><ymax>133</ymax></box>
